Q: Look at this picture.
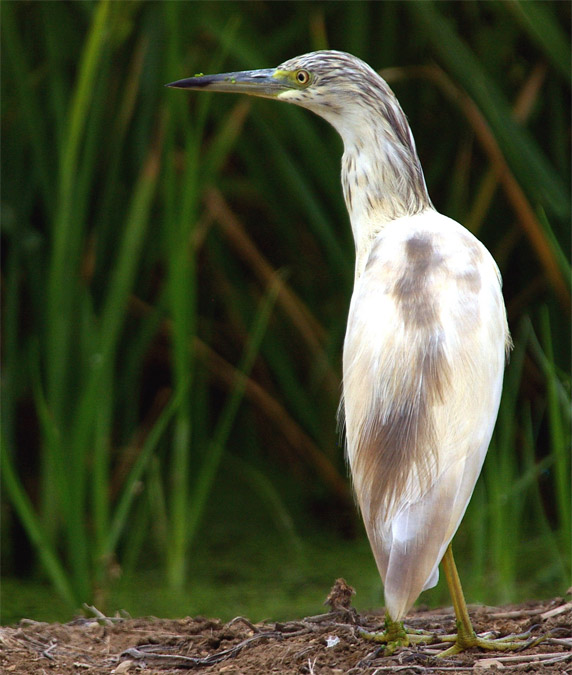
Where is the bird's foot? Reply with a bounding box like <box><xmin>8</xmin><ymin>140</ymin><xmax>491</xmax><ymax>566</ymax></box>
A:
<box><xmin>360</xmin><ymin>616</ymin><xmax>550</xmax><ymax>658</ymax></box>
<box><xmin>359</xmin><ymin>614</ymin><xmax>438</xmax><ymax>655</ymax></box>
<box><xmin>436</xmin><ymin>621</ymin><xmax>548</xmax><ymax>658</ymax></box>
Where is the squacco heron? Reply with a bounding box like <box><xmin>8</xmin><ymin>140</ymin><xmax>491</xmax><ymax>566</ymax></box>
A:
<box><xmin>168</xmin><ymin>51</ymin><xmax>538</xmax><ymax>656</ymax></box>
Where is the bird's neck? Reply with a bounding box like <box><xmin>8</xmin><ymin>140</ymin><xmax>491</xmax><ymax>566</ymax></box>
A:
<box><xmin>339</xmin><ymin>117</ymin><xmax>432</xmax><ymax>278</ymax></box>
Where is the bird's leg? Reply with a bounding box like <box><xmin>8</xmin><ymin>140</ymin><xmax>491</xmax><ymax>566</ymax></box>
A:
<box><xmin>437</xmin><ymin>544</ymin><xmax>547</xmax><ymax>658</ymax></box>
<box><xmin>440</xmin><ymin>543</ymin><xmax>479</xmax><ymax>651</ymax></box>
<box><xmin>360</xmin><ymin>544</ymin><xmax>549</xmax><ymax>658</ymax></box>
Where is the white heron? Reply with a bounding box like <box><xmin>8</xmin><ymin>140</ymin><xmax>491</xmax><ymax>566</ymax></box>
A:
<box><xmin>167</xmin><ymin>50</ymin><xmax>542</xmax><ymax>656</ymax></box>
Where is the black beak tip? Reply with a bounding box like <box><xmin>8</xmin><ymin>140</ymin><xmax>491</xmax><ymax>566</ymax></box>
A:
<box><xmin>166</xmin><ymin>75</ymin><xmax>216</xmax><ymax>89</ymax></box>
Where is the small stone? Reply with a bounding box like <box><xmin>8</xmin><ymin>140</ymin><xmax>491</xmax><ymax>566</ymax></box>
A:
<box><xmin>474</xmin><ymin>658</ymin><xmax>505</xmax><ymax>670</ymax></box>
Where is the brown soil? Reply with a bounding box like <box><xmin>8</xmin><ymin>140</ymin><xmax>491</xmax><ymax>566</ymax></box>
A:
<box><xmin>2</xmin><ymin>581</ymin><xmax>571</xmax><ymax>674</ymax></box>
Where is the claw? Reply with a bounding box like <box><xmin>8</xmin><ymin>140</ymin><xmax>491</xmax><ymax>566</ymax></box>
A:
<box><xmin>436</xmin><ymin>629</ymin><xmax>550</xmax><ymax>659</ymax></box>
<box><xmin>359</xmin><ymin>616</ymin><xmax>441</xmax><ymax>655</ymax></box>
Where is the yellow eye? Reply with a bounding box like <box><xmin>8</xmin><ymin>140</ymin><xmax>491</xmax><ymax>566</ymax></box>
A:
<box><xmin>295</xmin><ymin>70</ymin><xmax>310</xmax><ymax>85</ymax></box>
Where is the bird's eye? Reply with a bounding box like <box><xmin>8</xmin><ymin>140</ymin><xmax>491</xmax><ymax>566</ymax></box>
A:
<box><xmin>295</xmin><ymin>70</ymin><xmax>310</xmax><ymax>86</ymax></box>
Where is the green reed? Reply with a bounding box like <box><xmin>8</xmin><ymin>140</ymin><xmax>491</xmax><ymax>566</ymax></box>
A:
<box><xmin>2</xmin><ymin>1</ymin><xmax>569</xmax><ymax>619</ymax></box>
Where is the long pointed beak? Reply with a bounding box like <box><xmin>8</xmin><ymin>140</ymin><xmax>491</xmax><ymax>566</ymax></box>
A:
<box><xmin>165</xmin><ymin>68</ymin><xmax>290</xmax><ymax>99</ymax></box>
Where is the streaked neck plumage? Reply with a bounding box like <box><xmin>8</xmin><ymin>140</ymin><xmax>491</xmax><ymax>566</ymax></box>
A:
<box><xmin>309</xmin><ymin>75</ymin><xmax>432</xmax><ymax>277</ymax></box>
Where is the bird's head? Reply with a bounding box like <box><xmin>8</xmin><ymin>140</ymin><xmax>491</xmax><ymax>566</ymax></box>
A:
<box><xmin>166</xmin><ymin>50</ymin><xmax>401</xmax><ymax>141</ymax></box>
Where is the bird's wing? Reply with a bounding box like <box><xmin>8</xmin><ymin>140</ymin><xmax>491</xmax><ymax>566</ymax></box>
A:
<box><xmin>342</xmin><ymin>211</ymin><xmax>508</xmax><ymax>620</ymax></box>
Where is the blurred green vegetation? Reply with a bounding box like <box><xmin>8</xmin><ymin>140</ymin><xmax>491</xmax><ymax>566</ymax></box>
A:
<box><xmin>1</xmin><ymin>1</ymin><xmax>570</xmax><ymax>624</ymax></box>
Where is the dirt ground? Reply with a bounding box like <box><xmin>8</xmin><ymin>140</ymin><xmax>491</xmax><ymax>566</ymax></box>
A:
<box><xmin>2</xmin><ymin>581</ymin><xmax>571</xmax><ymax>674</ymax></box>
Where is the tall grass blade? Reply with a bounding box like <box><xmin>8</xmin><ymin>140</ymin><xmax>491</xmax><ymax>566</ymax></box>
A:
<box><xmin>185</xmin><ymin>275</ymin><xmax>282</xmax><ymax>551</ymax></box>
<box><xmin>46</xmin><ymin>0</ymin><xmax>111</xmax><ymax>422</ymax></box>
<box><xmin>105</xmin><ymin>384</ymin><xmax>189</xmax><ymax>559</ymax></box>
<box><xmin>1</xmin><ymin>4</ymin><xmax>55</xmax><ymax>216</ymax></box>
<box><xmin>536</xmin><ymin>310</ymin><xmax>571</xmax><ymax>546</ymax></box>
<box><xmin>1</xmin><ymin>437</ymin><xmax>77</xmax><ymax>606</ymax></box>
<box><xmin>504</xmin><ymin>0</ymin><xmax>571</xmax><ymax>82</ymax></box>
<box><xmin>409</xmin><ymin>1</ymin><xmax>569</xmax><ymax>220</ymax></box>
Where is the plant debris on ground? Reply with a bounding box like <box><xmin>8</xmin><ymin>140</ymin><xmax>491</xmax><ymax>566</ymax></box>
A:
<box><xmin>2</xmin><ymin>581</ymin><xmax>571</xmax><ymax>674</ymax></box>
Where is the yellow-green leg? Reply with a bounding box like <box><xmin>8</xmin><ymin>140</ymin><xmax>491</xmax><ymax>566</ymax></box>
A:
<box><xmin>438</xmin><ymin>544</ymin><xmax>547</xmax><ymax>658</ymax></box>
<box><xmin>360</xmin><ymin>544</ymin><xmax>547</xmax><ymax>658</ymax></box>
